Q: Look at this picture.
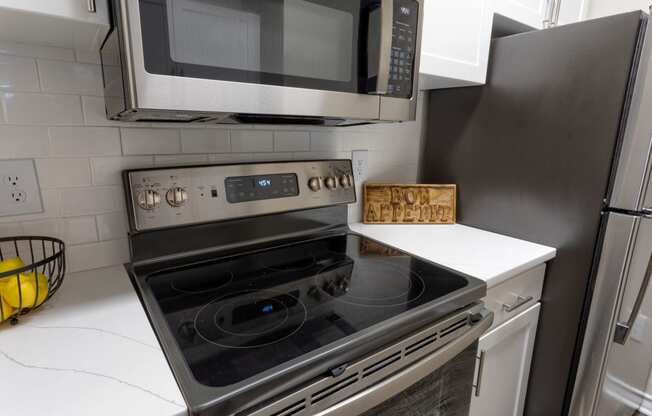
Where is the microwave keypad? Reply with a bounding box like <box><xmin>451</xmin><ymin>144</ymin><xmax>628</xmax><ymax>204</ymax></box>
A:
<box><xmin>387</xmin><ymin>0</ymin><xmax>418</xmax><ymax>99</ymax></box>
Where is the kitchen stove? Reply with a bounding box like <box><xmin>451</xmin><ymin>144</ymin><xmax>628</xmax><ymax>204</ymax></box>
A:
<box><xmin>123</xmin><ymin>160</ymin><xmax>490</xmax><ymax>416</ymax></box>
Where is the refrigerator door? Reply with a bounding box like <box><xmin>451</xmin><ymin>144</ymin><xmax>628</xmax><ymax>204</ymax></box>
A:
<box><xmin>610</xmin><ymin>11</ymin><xmax>652</xmax><ymax>213</ymax></box>
<box><xmin>571</xmin><ymin>212</ymin><xmax>652</xmax><ymax>416</ymax></box>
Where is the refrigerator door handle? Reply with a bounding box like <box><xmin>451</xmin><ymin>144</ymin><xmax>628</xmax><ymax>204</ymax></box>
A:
<box><xmin>614</xmin><ymin>252</ymin><xmax>652</xmax><ymax>344</ymax></box>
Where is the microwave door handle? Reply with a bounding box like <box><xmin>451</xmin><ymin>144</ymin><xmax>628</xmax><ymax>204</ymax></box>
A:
<box><xmin>614</xmin><ymin>252</ymin><xmax>652</xmax><ymax>344</ymax></box>
<box><xmin>374</xmin><ymin>0</ymin><xmax>394</xmax><ymax>95</ymax></box>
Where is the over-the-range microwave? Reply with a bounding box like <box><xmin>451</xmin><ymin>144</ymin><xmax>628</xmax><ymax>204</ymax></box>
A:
<box><xmin>100</xmin><ymin>0</ymin><xmax>423</xmax><ymax>126</ymax></box>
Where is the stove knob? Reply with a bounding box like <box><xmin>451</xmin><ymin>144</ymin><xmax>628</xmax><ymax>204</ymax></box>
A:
<box><xmin>324</xmin><ymin>176</ymin><xmax>338</xmax><ymax>190</ymax></box>
<box><xmin>308</xmin><ymin>177</ymin><xmax>322</xmax><ymax>192</ymax></box>
<box><xmin>339</xmin><ymin>174</ymin><xmax>352</xmax><ymax>189</ymax></box>
<box><xmin>137</xmin><ymin>189</ymin><xmax>161</xmax><ymax>210</ymax></box>
<box><xmin>166</xmin><ymin>186</ymin><xmax>188</xmax><ymax>207</ymax></box>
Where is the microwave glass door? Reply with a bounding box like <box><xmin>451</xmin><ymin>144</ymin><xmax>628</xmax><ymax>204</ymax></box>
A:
<box><xmin>137</xmin><ymin>0</ymin><xmax>418</xmax><ymax>98</ymax></box>
<box><xmin>139</xmin><ymin>0</ymin><xmax>368</xmax><ymax>93</ymax></box>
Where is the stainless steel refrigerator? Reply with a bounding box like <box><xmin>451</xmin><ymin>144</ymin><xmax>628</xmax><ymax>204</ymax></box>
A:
<box><xmin>421</xmin><ymin>10</ymin><xmax>652</xmax><ymax>416</ymax></box>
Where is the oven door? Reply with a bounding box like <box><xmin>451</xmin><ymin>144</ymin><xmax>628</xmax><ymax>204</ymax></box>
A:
<box><xmin>246</xmin><ymin>307</ymin><xmax>492</xmax><ymax>416</ymax></box>
<box><xmin>319</xmin><ymin>318</ymin><xmax>489</xmax><ymax>416</ymax></box>
<box><xmin>115</xmin><ymin>0</ymin><xmax>420</xmax><ymax>121</ymax></box>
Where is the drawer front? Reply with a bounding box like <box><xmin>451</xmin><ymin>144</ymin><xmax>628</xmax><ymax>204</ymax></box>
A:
<box><xmin>484</xmin><ymin>263</ymin><xmax>545</xmax><ymax>331</ymax></box>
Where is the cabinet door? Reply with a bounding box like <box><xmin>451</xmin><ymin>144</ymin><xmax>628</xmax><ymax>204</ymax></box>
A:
<box><xmin>469</xmin><ymin>303</ymin><xmax>541</xmax><ymax>416</ymax></box>
<box><xmin>419</xmin><ymin>0</ymin><xmax>493</xmax><ymax>89</ymax></box>
<box><xmin>0</xmin><ymin>0</ymin><xmax>109</xmax><ymax>50</ymax></box>
<box><xmin>557</xmin><ymin>0</ymin><xmax>589</xmax><ymax>26</ymax></box>
<box><xmin>494</xmin><ymin>0</ymin><xmax>548</xmax><ymax>29</ymax></box>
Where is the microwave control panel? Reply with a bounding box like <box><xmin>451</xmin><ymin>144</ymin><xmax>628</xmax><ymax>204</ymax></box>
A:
<box><xmin>387</xmin><ymin>0</ymin><xmax>419</xmax><ymax>98</ymax></box>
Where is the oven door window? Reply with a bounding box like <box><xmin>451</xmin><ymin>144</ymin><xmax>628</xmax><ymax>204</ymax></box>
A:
<box><xmin>360</xmin><ymin>343</ymin><xmax>477</xmax><ymax>416</ymax></box>
<box><xmin>139</xmin><ymin>0</ymin><xmax>370</xmax><ymax>93</ymax></box>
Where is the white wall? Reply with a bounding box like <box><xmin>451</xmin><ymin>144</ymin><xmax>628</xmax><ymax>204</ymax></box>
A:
<box><xmin>586</xmin><ymin>0</ymin><xmax>650</xmax><ymax>19</ymax></box>
<box><xmin>0</xmin><ymin>40</ymin><xmax>426</xmax><ymax>274</ymax></box>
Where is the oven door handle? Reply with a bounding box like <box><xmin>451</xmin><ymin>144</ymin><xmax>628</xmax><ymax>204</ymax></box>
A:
<box><xmin>372</xmin><ymin>0</ymin><xmax>394</xmax><ymax>95</ymax></box>
<box><xmin>314</xmin><ymin>309</ymin><xmax>494</xmax><ymax>416</ymax></box>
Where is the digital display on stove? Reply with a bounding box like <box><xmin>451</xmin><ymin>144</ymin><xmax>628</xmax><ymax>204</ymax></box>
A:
<box><xmin>256</xmin><ymin>178</ymin><xmax>272</xmax><ymax>188</ymax></box>
<box><xmin>146</xmin><ymin>234</ymin><xmax>476</xmax><ymax>388</ymax></box>
<box><xmin>225</xmin><ymin>173</ymin><xmax>298</xmax><ymax>203</ymax></box>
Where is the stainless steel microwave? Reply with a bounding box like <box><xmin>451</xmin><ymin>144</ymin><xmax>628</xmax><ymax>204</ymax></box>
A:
<box><xmin>100</xmin><ymin>0</ymin><xmax>423</xmax><ymax>126</ymax></box>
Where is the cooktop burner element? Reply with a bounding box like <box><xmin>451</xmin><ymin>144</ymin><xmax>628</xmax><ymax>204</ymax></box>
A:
<box><xmin>195</xmin><ymin>289</ymin><xmax>308</xmax><ymax>349</ymax></box>
<box><xmin>317</xmin><ymin>259</ymin><xmax>425</xmax><ymax>307</ymax></box>
<box><xmin>145</xmin><ymin>233</ymin><xmax>471</xmax><ymax>387</ymax></box>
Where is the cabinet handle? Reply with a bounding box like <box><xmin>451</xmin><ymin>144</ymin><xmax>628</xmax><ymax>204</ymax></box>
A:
<box><xmin>87</xmin><ymin>0</ymin><xmax>97</xmax><ymax>13</ymax></box>
<box><xmin>614</xmin><ymin>252</ymin><xmax>652</xmax><ymax>345</ymax></box>
<box><xmin>551</xmin><ymin>0</ymin><xmax>562</xmax><ymax>26</ymax></box>
<box><xmin>502</xmin><ymin>295</ymin><xmax>533</xmax><ymax>313</ymax></box>
<box><xmin>473</xmin><ymin>350</ymin><xmax>486</xmax><ymax>397</ymax></box>
<box><xmin>543</xmin><ymin>0</ymin><xmax>562</xmax><ymax>28</ymax></box>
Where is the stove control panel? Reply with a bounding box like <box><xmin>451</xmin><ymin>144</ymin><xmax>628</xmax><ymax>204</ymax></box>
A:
<box><xmin>125</xmin><ymin>160</ymin><xmax>356</xmax><ymax>232</ymax></box>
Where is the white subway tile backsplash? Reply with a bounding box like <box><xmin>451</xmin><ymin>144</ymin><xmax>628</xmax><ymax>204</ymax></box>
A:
<box><xmin>60</xmin><ymin>186</ymin><xmax>124</xmax><ymax>217</ymax></box>
<box><xmin>36</xmin><ymin>158</ymin><xmax>91</xmax><ymax>188</ymax></box>
<box><xmin>50</xmin><ymin>127</ymin><xmax>121</xmax><ymax>156</ymax></box>
<box><xmin>1</xmin><ymin>92</ymin><xmax>83</xmax><ymax>124</ymax></box>
<box><xmin>0</xmin><ymin>41</ymin><xmax>75</xmax><ymax>62</ymax></box>
<box><xmin>154</xmin><ymin>154</ymin><xmax>208</xmax><ymax>166</ymax></box>
<box><xmin>248</xmin><ymin>153</ymin><xmax>294</xmax><ymax>162</ymax></box>
<box><xmin>274</xmin><ymin>131</ymin><xmax>310</xmax><ymax>152</ymax></box>
<box><xmin>38</xmin><ymin>60</ymin><xmax>103</xmax><ymax>96</ymax></box>
<box><xmin>208</xmin><ymin>153</ymin><xmax>249</xmax><ymax>163</ymax></box>
<box><xmin>96</xmin><ymin>212</ymin><xmax>128</xmax><ymax>241</ymax></box>
<box><xmin>74</xmin><ymin>50</ymin><xmax>101</xmax><ymax>65</ymax></box>
<box><xmin>63</xmin><ymin>216</ymin><xmax>98</xmax><ymax>245</ymax></box>
<box><xmin>0</xmin><ymin>222</ymin><xmax>23</xmax><ymax>237</ymax></box>
<box><xmin>0</xmin><ymin>126</ymin><xmax>49</xmax><ymax>157</ymax></box>
<box><xmin>20</xmin><ymin>219</ymin><xmax>62</xmax><ymax>239</ymax></box>
<box><xmin>91</xmin><ymin>156</ymin><xmax>153</xmax><ymax>186</ymax></box>
<box><xmin>0</xmin><ymin>189</ymin><xmax>60</xmax><ymax>224</ymax></box>
<box><xmin>121</xmin><ymin>128</ymin><xmax>181</xmax><ymax>155</ymax></box>
<box><xmin>67</xmin><ymin>239</ymin><xmax>130</xmax><ymax>273</ymax></box>
<box><xmin>181</xmin><ymin>129</ymin><xmax>230</xmax><ymax>153</ymax></box>
<box><xmin>81</xmin><ymin>95</ymin><xmax>120</xmax><ymax>126</ymax></box>
<box><xmin>231</xmin><ymin>130</ymin><xmax>273</xmax><ymax>152</ymax></box>
<box><xmin>0</xmin><ymin>55</ymin><xmax>39</xmax><ymax>92</ymax></box>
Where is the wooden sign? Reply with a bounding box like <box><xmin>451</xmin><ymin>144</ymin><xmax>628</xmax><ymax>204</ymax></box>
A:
<box><xmin>363</xmin><ymin>183</ymin><xmax>456</xmax><ymax>224</ymax></box>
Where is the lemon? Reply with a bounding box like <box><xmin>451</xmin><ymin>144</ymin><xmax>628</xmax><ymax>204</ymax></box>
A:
<box><xmin>1</xmin><ymin>272</ymin><xmax>48</xmax><ymax>309</ymax></box>
<box><xmin>0</xmin><ymin>257</ymin><xmax>24</xmax><ymax>284</ymax></box>
<box><xmin>0</xmin><ymin>297</ymin><xmax>14</xmax><ymax>322</ymax></box>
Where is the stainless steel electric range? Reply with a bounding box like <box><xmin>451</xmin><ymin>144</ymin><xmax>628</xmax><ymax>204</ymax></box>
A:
<box><xmin>123</xmin><ymin>160</ymin><xmax>492</xmax><ymax>416</ymax></box>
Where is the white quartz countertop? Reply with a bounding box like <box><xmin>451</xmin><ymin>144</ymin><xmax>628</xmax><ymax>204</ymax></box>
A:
<box><xmin>0</xmin><ymin>266</ymin><xmax>186</xmax><ymax>416</ymax></box>
<box><xmin>349</xmin><ymin>223</ymin><xmax>556</xmax><ymax>288</ymax></box>
<box><xmin>0</xmin><ymin>224</ymin><xmax>555</xmax><ymax>416</ymax></box>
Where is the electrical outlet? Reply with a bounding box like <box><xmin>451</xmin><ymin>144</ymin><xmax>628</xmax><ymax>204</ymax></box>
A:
<box><xmin>0</xmin><ymin>159</ymin><xmax>43</xmax><ymax>217</ymax></box>
<box><xmin>352</xmin><ymin>150</ymin><xmax>369</xmax><ymax>185</ymax></box>
<box><xmin>10</xmin><ymin>190</ymin><xmax>27</xmax><ymax>203</ymax></box>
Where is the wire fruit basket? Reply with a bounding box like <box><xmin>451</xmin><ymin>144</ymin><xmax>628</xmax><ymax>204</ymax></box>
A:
<box><xmin>0</xmin><ymin>236</ymin><xmax>65</xmax><ymax>325</ymax></box>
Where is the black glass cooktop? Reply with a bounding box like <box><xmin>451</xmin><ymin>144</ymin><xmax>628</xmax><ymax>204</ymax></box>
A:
<box><xmin>145</xmin><ymin>234</ymin><xmax>470</xmax><ymax>387</ymax></box>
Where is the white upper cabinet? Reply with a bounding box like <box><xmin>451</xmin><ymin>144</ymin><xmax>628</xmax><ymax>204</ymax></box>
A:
<box><xmin>0</xmin><ymin>0</ymin><xmax>109</xmax><ymax>50</ymax></box>
<box><xmin>494</xmin><ymin>0</ymin><xmax>548</xmax><ymax>29</ymax></box>
<box><xmin>557</xmin><ymin>0</ymin><xmax>589</xmax><ymax>26</ymax></box>
<box><xmin>419</xmin><ymin>0</ymin><xmax>494</xmax><ymax>89</ymax></box>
